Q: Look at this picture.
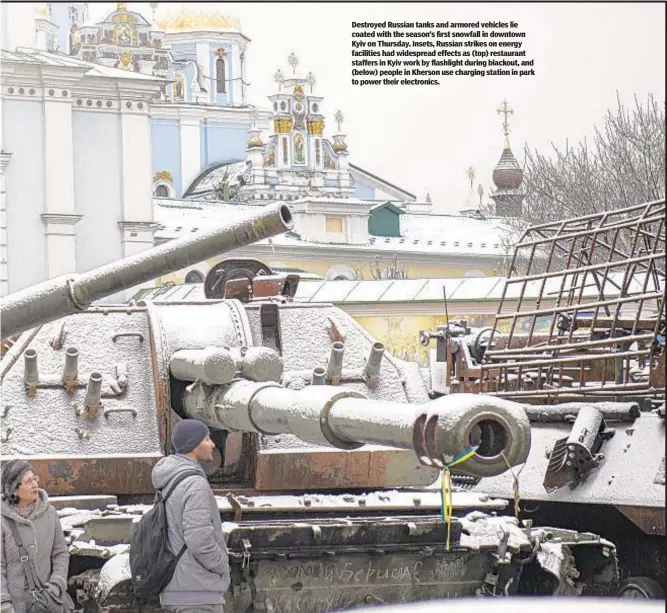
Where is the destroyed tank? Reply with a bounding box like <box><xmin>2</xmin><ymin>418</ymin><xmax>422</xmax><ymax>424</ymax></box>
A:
<box><xmin>419</xmin><ymin>199</ymin><xmax>666</xmax><ymax>599</ymax></box>
<box><xmin>1</xmin><ymin>204</ymin><xmax>619</xmax><ymax>612</ymax></box>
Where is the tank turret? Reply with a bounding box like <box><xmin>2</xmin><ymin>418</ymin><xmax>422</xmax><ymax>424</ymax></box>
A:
<box><xmin>0</xmin><ymin>203</ymin><xmax>294</xmax><ymax>339</ymax></box>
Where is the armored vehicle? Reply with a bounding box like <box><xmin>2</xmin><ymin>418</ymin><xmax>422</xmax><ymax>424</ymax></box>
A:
<box><xmin>420</xmin><ymin>199</ymin><xmax>666</xmax><ymax>599</ymax></box>
<box><xmin>1</xmin><ymin>205</ymin><xmax>619</xmax><ymax>612</ymax></box>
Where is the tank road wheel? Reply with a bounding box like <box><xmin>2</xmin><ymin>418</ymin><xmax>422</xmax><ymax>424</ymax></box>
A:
<box><xmin>617</xmin><ymin>576</ymin><xmax>665</xmax><ymax>599</ymax></box>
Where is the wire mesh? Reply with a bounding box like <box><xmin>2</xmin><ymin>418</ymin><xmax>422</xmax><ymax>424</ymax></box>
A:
<box><xmin>482</xmin><ymin>199</ymin><xmax>665</xmax><ymax>403</ymax></box>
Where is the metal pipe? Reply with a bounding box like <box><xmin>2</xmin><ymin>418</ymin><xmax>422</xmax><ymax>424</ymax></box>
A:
<box><xmin>485</xmin><ymin>332</ymin><xmax>655</xmax><ymax>357</ymax></box>
<box><xmin>183</xmin><ymin>381</ymin><xmax>531</xmax><ymax>477</ymax></box>
<box><xmin>326</xmin><ymin>341</ymin><xmax>344</xmax><ymax>383</ymax></box>
<box><xmin>312</xmin><ymin>367</ymin><xmax>326</xmax><ymax>385</ymax></box>
<box><xmin>24</xmin><ymin>349</ymin><xmax>38</xmax><ymax>386</ymax></box>
<box><xmin>231</xmin><ymin>347</ymin><xmax>284</xmax><ymax>383</ymax></box>
<box><xmin>522</xmin><ymin>401</ymin><xmax>640</xmax><ymax>422</ymax></box>
<box><xmin>85</xmin><ymin>372</ymin><xmax>103</xmax><ymax>417</ymax></box>
<box><xmin>62</xmin><ymin>347</ymin><xmax>79</xmax><ymax>384</ymax></box>
<box><xmin>170</xmin><ymin>347</ymin><xmax>236</xmax><ymax>385</ymax></box>
<box><xmin>494</xmin><ymin>292</ymin><xmax>659</xmax><ymax>320</ymax></box>
<box><xmin>364</xmin><ymin>342</ymin><xmax>385</xmax><ymax>381</ymax></box>
<box><xmin>502</xmin><ymin>251</ymin><xmax>662</xmax><ymax>286</ymax></box>
<box><xmin>1</xmin><ymin>203</ymin><xmax>294</xmax><ymax>339</ymax></box>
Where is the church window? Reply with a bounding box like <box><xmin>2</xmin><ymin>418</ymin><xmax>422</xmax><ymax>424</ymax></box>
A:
<box><xmin>325</xmin><ymin>216</ymin><xmax>343</xmax><ymax>234</ymax></box>
<box><xmin>185</xmin><ymin>270</ymin><xmax>204</xmax><ymax>284</ymax></box>
<box><xmin>216</xmin><ymin>58</ymin><xmax>226</xmax><ymax>93</ymax></box>
<box><xmin>155</xmin><ymin>184</ymin><xmax>170</xmax><ymax>197</ymax></box>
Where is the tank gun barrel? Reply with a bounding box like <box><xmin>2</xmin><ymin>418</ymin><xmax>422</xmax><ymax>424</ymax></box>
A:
<box><xmin>183</xmin><ymin>378</ymin><xmax>531</xmax><ymax>478</ymax></box>
<box><xmin>1</xmin><ymin>204</ymin><xmax>294</xmax><ymax>339</ymax></box>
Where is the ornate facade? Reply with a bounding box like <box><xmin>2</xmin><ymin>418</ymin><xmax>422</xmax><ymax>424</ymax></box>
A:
<box><xmin>63</xmin><ymin>3</ymin><xmax>248</xmax><ymax>106</ymax></box>
<box><xmin>185</xmin><ymin>56</ymin><xmax>355</xmax><ymax>203</ymax></box>
<box><xmin>69</xmin><ymin>3</ymin><xmax>169</xmax><ymax>77</ymax></box>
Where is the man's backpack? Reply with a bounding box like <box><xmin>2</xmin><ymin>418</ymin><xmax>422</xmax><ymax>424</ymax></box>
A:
<box><xmin>129</xmin><ymin>470</ymin><xmax>201</xmax><ymax>600</ymax></box>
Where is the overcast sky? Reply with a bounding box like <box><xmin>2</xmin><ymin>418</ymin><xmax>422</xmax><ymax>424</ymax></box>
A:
<box><xmin>86</xmin><ymin>2</ymin><xmax>665</xmax><ymax>213</ymax></box>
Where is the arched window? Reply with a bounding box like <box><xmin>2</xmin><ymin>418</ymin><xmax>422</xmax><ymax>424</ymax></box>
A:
<box><xmin>216</xmin><ymin>58</ymin><xmax>226</xmax><ymax>93</ymax></box>
<box><xmin>184</xmin><ymin>270</ymin><xmax>204</xmax><ymax>284</ymax></box>
<box><xmin>325</xmin><ymin>266</ymin><xmax>356</xmax><ymax>281</ymax></box>
<box><xmin>155</xmin><ymin>184</ymin><xmax>170</xmax><ymax>197</ymax></box>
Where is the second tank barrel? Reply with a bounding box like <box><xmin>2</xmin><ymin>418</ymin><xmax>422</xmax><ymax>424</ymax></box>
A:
<box><xmin>1</xmin><ymin>204</ymin><xmax>294</xmax><ymax>339</ymax></box>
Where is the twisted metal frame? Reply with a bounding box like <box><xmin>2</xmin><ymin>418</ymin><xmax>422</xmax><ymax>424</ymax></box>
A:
<box><xmin>483</xmin><ymin>199</ymin><xmax>665</xmax><ymax>403</ymax></box>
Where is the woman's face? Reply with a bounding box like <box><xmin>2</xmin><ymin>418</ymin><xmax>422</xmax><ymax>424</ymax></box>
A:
<box><xmin>16</xmin><ymin>471</ymin><xmax>39</xmax><ymax>505</ymax></box>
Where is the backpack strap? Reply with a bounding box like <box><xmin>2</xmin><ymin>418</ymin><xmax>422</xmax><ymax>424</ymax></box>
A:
<box><xmin>159</xmin><ymin>469</ymin><xmax>205</xmax><ymax>563</ymax></box>
<box><xmin>161</xmin><ymin>469</ymin><xmax>203</xmax><ymax>503</ymax></box>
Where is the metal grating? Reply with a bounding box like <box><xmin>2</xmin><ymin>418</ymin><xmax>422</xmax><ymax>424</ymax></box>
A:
<box><xmin>483</xmin><ymin>199</ymin><xmax>665</xmax><ymax>403</ymax></box>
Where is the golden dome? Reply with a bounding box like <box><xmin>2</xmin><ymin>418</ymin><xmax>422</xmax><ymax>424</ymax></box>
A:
<box><xmin>154</xmin><ymin>3</ymin><xmax>241</xmax><ymax>32</ymax></box>
<box><xmin>34</xmin><ymin>3</ymin><xmax>49</xmax><ymax>18</ymax></box>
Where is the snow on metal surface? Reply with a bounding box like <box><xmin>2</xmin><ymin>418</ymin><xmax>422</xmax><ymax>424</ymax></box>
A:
<box><xmin>0</xmin><ymin>311</ymin><xmax>161</xmax><ymax>455</ymax></box>
<box><xmin>472</xmin><ymin>413</ymin><xmax>666</xmax><ymax>508</ymax></box>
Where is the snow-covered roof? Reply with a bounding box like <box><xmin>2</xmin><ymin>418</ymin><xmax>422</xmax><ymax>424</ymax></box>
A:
<box><xmin>136</xmin><ymin>272</ymin><xmax>662</xmax><ymax>305</ymax></box>
<box><xmin>154</xmin><ymin>199</ymin><xmax>509</xmax><ymax>256</ymax></box>
<box><xmin>1</xmin><ymin>48</ymin><xmax>166</xmax><ymax>82</ymax></box>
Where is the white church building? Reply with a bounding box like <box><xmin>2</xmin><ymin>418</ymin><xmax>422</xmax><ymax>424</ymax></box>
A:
<box><xmin>0</xmin><ymin>2</ymin><xmax>521</xmax><ymax>298</ymax></box>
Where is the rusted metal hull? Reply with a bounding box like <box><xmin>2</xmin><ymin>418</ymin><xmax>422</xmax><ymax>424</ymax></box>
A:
<box><xmin>254</xmin><ymin>447</ymin><xmax>438</xmax><ymax>490</ymax></box>
<box><xmin>25</xmin><ymin>454</ymin><xmax>162</xmax><ymax>496</ymax></box>
<box><xmin>616</xmin><ymin>505</ymin><xmax>666</xmax><ymax>536</ymax></box>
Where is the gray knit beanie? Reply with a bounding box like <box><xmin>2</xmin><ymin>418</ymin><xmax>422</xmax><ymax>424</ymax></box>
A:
<box><xmin>1</xmin><ymin>459</ymin><xmax>33</xmax><ymax>501</ymax></box>
<box><xmin>171</xmin><ymin>419</ymin><xmax>209</xmax><ymax>454</ymax></box>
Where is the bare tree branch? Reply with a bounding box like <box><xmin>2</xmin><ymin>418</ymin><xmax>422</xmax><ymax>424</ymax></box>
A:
<box><xmin>503</xmin><ymin>92</ymin><xmax>665</xmax><ymax>270</ymax></box>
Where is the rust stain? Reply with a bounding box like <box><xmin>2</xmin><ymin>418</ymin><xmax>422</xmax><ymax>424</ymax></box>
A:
<box><xmin>254</xmin><ymin>449</ymin><xmax>393</xmax><ymax>490</ymax></box>
<box><xmin>616</xmin><ymin>505</ymin><xmax>665</xmax><ymax>536</ymax></box>
<box><xmin>25</xmin><ymin>455</ymin><xmax>162</xmax><ymax>496</ymax></box>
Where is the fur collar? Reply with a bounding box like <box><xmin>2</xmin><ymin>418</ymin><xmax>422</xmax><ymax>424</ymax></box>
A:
<box><xmin>0</xmin><ymin>489</ymin><xmax>50</xmax><ymax>525</ymax></box>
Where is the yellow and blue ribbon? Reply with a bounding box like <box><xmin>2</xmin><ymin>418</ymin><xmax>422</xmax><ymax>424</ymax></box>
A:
<box><xmin>441</xmin><ymin>446</ymin><xmax>478</xmax><ymax>551</ymax></box>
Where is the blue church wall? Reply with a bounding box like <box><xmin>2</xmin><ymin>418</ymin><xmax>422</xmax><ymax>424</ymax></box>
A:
<box><xmin>200</xmin><ymin>120</ymin><xmax>247</xmax><ymax>170</ymax></box>
<box><xmin>151</xmin><ymin>118</ymin><xmax>182</xmax><ymax>196</ymax></box>
<box><xmin>353</xmin><ymin>180</ymin><xmax>375</xmax><ymax>200</ymax></box>
<box><xmin>169</xmin><ymin>43</ymin><xmax>197</xmax><ymax>57</ymax></box>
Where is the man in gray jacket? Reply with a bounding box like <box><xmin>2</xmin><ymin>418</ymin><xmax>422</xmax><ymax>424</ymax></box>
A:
<box><xmin>152</xmin><ymin>420</ymin><xmax>230</xmax><ymax>613</ymax></box>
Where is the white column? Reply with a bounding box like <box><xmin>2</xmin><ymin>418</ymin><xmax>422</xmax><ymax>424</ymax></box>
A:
<box><xmin>43</xmin><ymin>96</ymin><xmax>78</xmax><ymax>276</ymax></box>
<box><xmin>195</xmin><ymin>42</ymin><xmax>210</xmax><ymax>104</ymax></box>
<box><xmin>41</xmin><ymin>213</ymin><xmax>82</xmax><ymax>278</ymax></box>
<box><xmin>44</xmin><ymin>99</ymin><xmax>76</xmax><ymax>214</ymax></box>
<box><xmin>230</xmin><ymin>42</ymin><xmax>243</xmax><ymax>105</ymax></box>
<box><xmin>0</xmin><ymin>153</ymin><xmax>11</xmax><ymax>296</ymax></box>
<box><xmin>119</xmin><ymin>108</ymin><xmax>154</xmax><ymax>262</ymax></box>
<box><xmin>114</xmin><ymin>107</ymin><xmax>156</xmax><ymax>303</ymax></box>
<box><xmin>180</xmin><ymin>118</ymin><xmax>201</xmax><ymax>195</ymax></box>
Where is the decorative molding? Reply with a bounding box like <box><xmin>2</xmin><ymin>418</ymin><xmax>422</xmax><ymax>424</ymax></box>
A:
<box><xmin>161</xmin><ymin>31</ymin><xmax>250</xmax><ymax>45</ymax></box>
<box><xmin>151</xmin><ymin>102</ymin><xmax>270</xmax><ymax>125</ymax></box>
<box><xmin>41</xmin><ymin>213</ymin><xmax>83</xmax><ymax>225</ymax></box>
<box><xmin>0</xmin><ymin>153</ymin><xmax>12</xmax><ymax>171</ymax></box>
<box><xmin>118</xmin><ymin>221</ymin><xmax>161</xmax><ymax>233</ymax></box>
<box><xmin>154</xmin><ymin>170</ymin><xmax>173</xmax><ymax>182</ymax></box>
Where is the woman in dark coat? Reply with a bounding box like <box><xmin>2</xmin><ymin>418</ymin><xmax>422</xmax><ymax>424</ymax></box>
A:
<box><xmin>1</xmin><ymin>460</ymin><xmax>70</xmax><ymax>613</ymax></box>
